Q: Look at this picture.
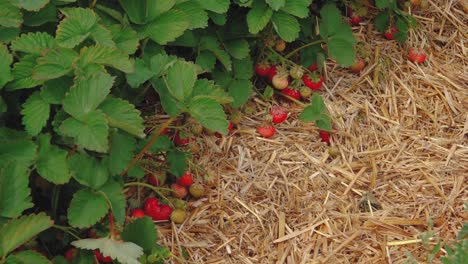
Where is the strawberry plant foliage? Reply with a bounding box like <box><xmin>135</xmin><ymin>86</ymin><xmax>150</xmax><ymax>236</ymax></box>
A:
<box><xmin>0</xmin><ymin>0</ymin><xmax>365</xmax><ymax>261</ymax></box>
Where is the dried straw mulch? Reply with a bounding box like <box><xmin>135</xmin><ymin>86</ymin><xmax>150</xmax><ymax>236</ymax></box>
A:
<box><xmin>155</xmin><ymin>1</ymin><xmax>467</xmax><ymax>263</ymax></box>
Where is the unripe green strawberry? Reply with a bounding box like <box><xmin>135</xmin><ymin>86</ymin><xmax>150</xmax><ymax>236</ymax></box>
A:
<box><xmin>188</xmin><ymin>118</ymin><xmax>203</xmax><ymax>135</ymax></box>
<box><xmin>189</xmin><ymin>183</ymin><xmax>206</xmax><ymax>198</ymax></box>
<box><xmin>170</xmin><ymin>209</ymin><xmax>187</xmax><ymax>224</ymax></box>
<box><xmin>168</xmin><ymin>198</ymin><xmax>187</xmax><ymax>210</ymax></box>
<box><xmin>300</xmin><ymin>86</ymin><xmax>312</xmax><ymax>99</ymax></box>
<box><xmin>203</xmin><ymin>171</ymin><xmax>217</xmax><ymax>187</ymax></box>
<box><xmin>289</xmin><ymin>66</ymin><xmax>304</xmax><ymax>79</ymax></box>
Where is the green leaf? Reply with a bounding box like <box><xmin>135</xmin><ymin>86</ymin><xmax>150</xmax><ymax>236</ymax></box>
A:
<box><xmin>0</xmin><ymin>128</ymin><xmax>37</xmax><ymax>168</ymax></box>
<box><xmin>0</xmin><ymin>44</ymin><xmax>13</xmax><ymax>89</ymax></box>
<box><xmin>23</xmin><ymin>1</ymin><xmax>57</xmax><ymax>27</ymax></box>
<box><xmin>0</xmin><ymin>162</ymin><xmax>33</xmax><ymax>218</ymax></box>
<box><xmin>316</xmin><ymin>115</ymin><xmax>332</xmax><ymax>131</ymax></box>
<box><xmin>199</xmin><ymin>36</ymin><xmax>232</xmax><ymax>71</ymax></box>
<box><xmin>59</xmin><ymin>110</ymin><xmax>109</xmax><ymax>153</ymax></box>
<box><xmin>0</xmin><ymin>213</ymin><xmax>53</xmax><ymax>257</ymax></box>
<box><xmin>68</xmin><ymin>189</ymin><xmax>108</xmax><ymax>228</ymax></box>
<box><xmin>141</xmin><ymin>10</ymin><xmax>190</xmax><ymax>45</ymax></box>
<box><xmin>151</xmin><ymin>78</ymin><xmax>183</xmax><ymax>117</ymax></box>
<box><xmin>166</xmin><ymin>150</ymin><xmax>188</xmax><ymax>177</ymax></box>
<box><xmin>232</xmin><ymin>57</ymin><xmax>254</xmax><ymax>80</ymax></box>
<box><xmin>121</xmin><ymin>217</ymin><xmax>156</xmax><ymax>253</ymax></box>
<box><xmin>228</xmin><ymin>79</ymin><xmax>253</xmax><ymax>108</ymax></box>
<box><xmin>148</xmin><ymin>135</ymin><xmax>172</xmax><ymax>153</ymax></box>
<box><xmin>117</xmin><ymin>1</ymin><xmax>147</xmax><ymax>24</ymax></box>
<box><xmin>281</xmin><ymin>0</ymin><xmax>312</xmax><ymax>18</ymax></box>
<box><xmin>247</xmin><ymin>1</ymin><xmax>273</xmax><ymax>34</ymax></box>
<box><xmin>146</xmin><ymin>1</ymin><xmax>176</xmax><ymax>20</ymax></box>
<box><xmin>319</xmin><ymin>4</ymin><xmax>342</xmax><ymax>38</ymax></box>
<box><xmin>8</xmin><ymin>55</ymin><xmax>43</xmax><ymax>90</ymax></box>
<box><xmin>5</xmin><ymin>250</ymin><xmax>51</xmax><ymax>264</ymax></box>
<box><xmin>69</xmin><ymin>152</ymin><xmax>109</xmax><ymax>188</ymax></box>
<box><xmin>0</xmin><ymin>2</ymin><xmax>22</xmax><ymax>28</ymax></box>
<box><xmin>190</xmin><ymin>79</ymin><xmax>233</xmax><ymax>104</ymax></box>
<box><xmin>327</xmin><ymin>38</ymin><xmax>355</xmax><ymax>67</ymax></box>
<box><xmin>175</xmin><ymin>1</ymin><xmax>208</xmax><ymax>29</ymax></box>
<box><xmin>20</xmin><ymin>92</ymin><xmax>50</xmax><ymax>136</ymax></box>
<box><xmin>165</xmin><ymin>60</ymin><xmax>197</xmax><ymax>101</ymax></box>
<box><xmin>375</xmin><ymin>0</ymin><xmax>390</xmax><ymax>9</ymax></box>
<box><xmin>196</xmin><ymin>0</ymin><xmax>230</xmax><ymax>13</ymax></box>
<box><xmin>126</xmin><ymin>59</ymin><xmax>153</xmax><ymax>88</ymax></box>
<box><xmin>33</xmin><ymin>48</ymin><xmax>78</xmax><ymax>80</ymax></box>
<box><xmin>56</xmin><ymin>8</ymin><xmax>98</xmax><ymax>48</ymax></box>
<box><xmin>63</xmin><ymin>72</ymin><xmax>114</xmax><ymax>120</ymax></box>
<box><xmin>40</xmin><ymin>77</ymin><xmax>73</xmax><ymax>104</ymax></box>
<box><xmin>271</xmin><ymin>11</ymin><xmax>300</xmax><ymax>42</ymax></box>
<box><xmin>77</xmin><ymin>46</ymin><xmax>134</xmax><ymax>73</ymax></box>
<box><xmin>71</xmin><ymin>237</ymin><xmax>143</xmax><ymax>264</ymax></box>
<box><xmin>266</xmin><ymin>0</ymin><xmax>286</xmax><ymax>10</ymax></box>
<box><xmin>106</xmin><ymin>130</ymin><xmax>136</xmax><ymax>176</ymax></box>
<box><xmin>149</xmin><ymin>53</ymin><xmax>178</xmax><ymax>78</ymax></box>
<box><xmin>90</xmin><ymin>25</ymin><xmax>116</xmax><ymax>48</ymax></box>
<box><xmin>9</xmin><ymin>0</ymin><xmax>50</xmax><ymax>12</ymax></box>
<box><xmin>0</xmin><ymin>96</ymin><xmax>6</xmax><ymax>113</ymax></box>
<box><xmin>99</xmin><ymin>97</ymin><xmax>145</xmax><ymax>138</ymax></box>
<box><xmin>224</xmin><ymin>39</ymin><xmax>249</xmax><ymax>59</ymax></box>
<box><xmin>188</xmin><ymin>98</ymin><xmax>228</xmax><ymax>134</ymax></box>
<box><xmin>0</xmin><ymin>27</ymin><xmax>20</xmax><ymax>43</ymax></box>
<box><xmin>375</xmin><ymin>12</ymin><xmax>390</xmax><ymax>32</ymax></box>
<box><xmin>196</xmin><ymin>51</ymin><xmax>216</xmax><ymax>72</ymax></box>
<box><xmin>299</xmin><ymin>93</ymin><xmax>326</xmax><ymax>122</ymax></box>
<box><xmin>263</xmin><ymin>85</ymin><xmax>274</xmax><ymax>99</ymax></box>
<box><xmin>108</xmin><ymin>25</ymin><xmax>139</xmax><ymax>55</ymax></box>
<box><xmin>10</xmin><ymin>32</ymin><xmax>56</xmax><ymax>55</ymax></box>
<box><xmin>208</xmin><ymin>11</ymin><xmax>227</xmax><ymax>25</ymax></box>
<box><xmin>36</xmin><ymin>134</ymin><xmax>71</xmax><ymax>184</ymax></box>
<box><xmin>99</xmin><ymin>180</ymin><xmax>125</xmax><ymax>224</ymax></box>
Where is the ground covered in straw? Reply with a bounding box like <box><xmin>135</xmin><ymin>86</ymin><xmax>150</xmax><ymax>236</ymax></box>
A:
<box><xmin>154</xmin><ymin>1</ymin><xmax>467</xmax><ymax>263</ymax></box>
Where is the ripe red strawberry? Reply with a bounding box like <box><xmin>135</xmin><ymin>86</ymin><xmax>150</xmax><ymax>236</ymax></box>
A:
<box><xmin>267</xmin><ymin>65</ymin><xmax>277</xmax><ymax>81</ymax></box>
<box><xmin>308</xmin><ymin>63</ymin><xmax>318</xmax><ymax>72</ymax></box>
<box><xmin>319</xmin><ymin>130</ymin><xmax>331</xmax><ymax>145</ymax></box>
<box><xmin>281</xmin><ymin>88</ymin><xmax>301</xmax><ymax>100</ymax></box>
<box><xmin>408</xmin><ymin>48</ymin><xmax>426</xmax><ymax>64</ymax></box>
<box><xmin>147</xmin><ymin>173</ymin><xmax>166</xmax><ymax>186</ymax></box>
<box><xmin>144</xmin><ymin>197</ymin><xmax>159</xmax><ymax>217</ymax></box>
<box><xmin>94</xmin><ymin>250</ymin><xmax>112</xmax><ymax>263</ymax></box>
<box><xmin>227</xmin><ymin>122</ymin><xmax>234</xmax><ymax>133</ymax></box>
<box><xmin>257</xmin><ymin>125</ymin><xmax>276</xmax><ymax>138</ymax></box>
<box><xmin>64</xmin><ymin>248</ymin><xmax>76</xmax><ymax>260</ymax></box>
<box><xmin>349</xmin><ymin>58</ymin><xmax>366</xmax><ymax>74</ymax></box>
<box><xmin>349</xmin><ymin>16</ymin><xmax>362</xmax><ymax>26</ymax></box>
<box><xmin>384</xmin><ymin>27</ymin><xmax>398</xmax><ymax>40</ymax></box>
<box><xmin>153</xmin><ymin>205</ymin><xmax>172</xmax><ymax>221</ymax></box>
<box><xmin>173</xmin><ymin>131</ymin><xmax>191</xmax><ymax>146</ymax></box>
<box><xmin>302</xmin><ymin>74</ymin><xmax>323</xmax><ymax>90</ymax></box>
<box><xmin>269</xmin><ymin>106</ymin><xmax>288</xmax><ymax>124</ymax></box>
<box><xmin>131</xmin><ymin>209</ymin><xmax>145</xmax><ymax>219</ymax></box>
<box><xmin>177</xmin><ymin>171</ymin><xmax>193</xmax><ymax>187</ymax></box>
<box><xmin>171</xmin><ymin>183</ymin><xmax>188</xmax><ymax>198</ymax></box>
<box><xmin>255</xmin><ymin>63</ymin><xmax>271</xmax><ymax>77</ymax></box>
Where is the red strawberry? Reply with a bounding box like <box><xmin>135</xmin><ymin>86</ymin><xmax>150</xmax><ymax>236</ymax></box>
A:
<box><xmin>131</xmin><ymin>209</ymin><xmax>145</xmax><ymax>219</ymax></box>
<box><xmin>349</xmin><ymin>16</ymin><xmax>362</xmax><ymax>26</ymax></box>
<box><xmin>281</xmin><ymin>88</ymin><xmax>301</xmax><ymax>100</ymax></box>
<box><xmin>171</xmin><ymin>183</ymin><xmax>188</xmax><ymax>198</ymax></box>
<box><xmin>177</xmin><ymin>172</ymin><xmax>193</xmax><ymax>187</ymax></box>
<box><xmin>94</xmin><ymin>250</ymin><xmax>112</xmax><ymax>263</ymax></box>
<box><xmin>308</xmin><ymin>63</ymin><xmax>318</xmax><ymax>72</ymax></box>
<box><xmin>257</xmin><ymin>125</ymin><xmax>276</xmax><ymax>138</ymax></box>
<box><xmin>302</xmin><ymin>74</ymin><xmax>324</xmax><ymax>90</ymax></box>
<box><xmin>160</xmin><ymin>127</ymin><xmax>169</xmax><ymax>135</ymax></box>
<box><xmin>147</xmin><ymin>174</ymin><xmax>161</xmax><ymax>186</ymax></box>
<box><xmin>267</xmin><ymin>65</ymin><xmax>277</xmax><ymax>81</ymax></box>
<box><xmin>384</xmin><ymin>27</ymin><xmax>398</xmax><ymax>40</ymax></box>
<box><xmin>144</xmin><ymin>197</ymin><xmax>159</xmax><ymax>217</ymax></box>
<box><xmin>173</xmin><ymin>131</ymin><xmax>193</xmax><ymax>146</ymax></box>
<box><xmin>64</xmin><ymin>248</ymin><xmax>77</xmax><ymax>260</ymax></box>
<box><xmin>228</xmin><ymin>122</ymin><xmax>234</xmax><ymax>133</ymax></box>
<box><xmin>408</xmin><ymin>48</ymin><xmax>426</xmax><ymax>64</ymax></box>
<box><xmin>319</xmin><ymin>130</ymin><xmax>331</xmax><ymax>145</ymax></box>
<box><xmin>269</xmin><ymin>106</ymin><xmax>288</xmax><ymax>124</ymax></box>
<box><xmin>255</xmin><ymin>63</ymin><xmax>271</xmax><ymax>77</ymax></box>
<box><xmin>349</xmin><ymin>58</ymin><xmax>366</xmax><ymax>74</ymax></box>
<box><xmin>153</xmin><ymin>205</ymin><xmax>172</xmax><ymax>221</ymax></box>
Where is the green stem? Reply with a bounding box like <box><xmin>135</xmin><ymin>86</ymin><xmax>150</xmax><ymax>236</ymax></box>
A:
<box><xmin>89</xmin><ymin>0</ymin><xmax>98</xmax><ymax>8</ymax></box>
<box><xmin>53</xmin><ymin>225</ymin><xmax>81</xmax><ymax>240</ymax></box>
<box><xmin>284</xmin><ymin>40</ymin><xmax>324</xmax><ymax>59</ymax></box>
<box><xmin>51</xmin><ymin>186</ymin><xmax>61</xmax><ymax>221</ymax></box>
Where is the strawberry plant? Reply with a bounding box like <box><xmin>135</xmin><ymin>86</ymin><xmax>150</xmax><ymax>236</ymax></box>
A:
<box><xmin>374</xmin><ymin>0</ymin><xmax>418</xmax><ymax>43</ymax></box>
<box><xmin>0</xmin><ymin>0</ymin><xmax>361</xmax><ymax>262</ymax></box>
